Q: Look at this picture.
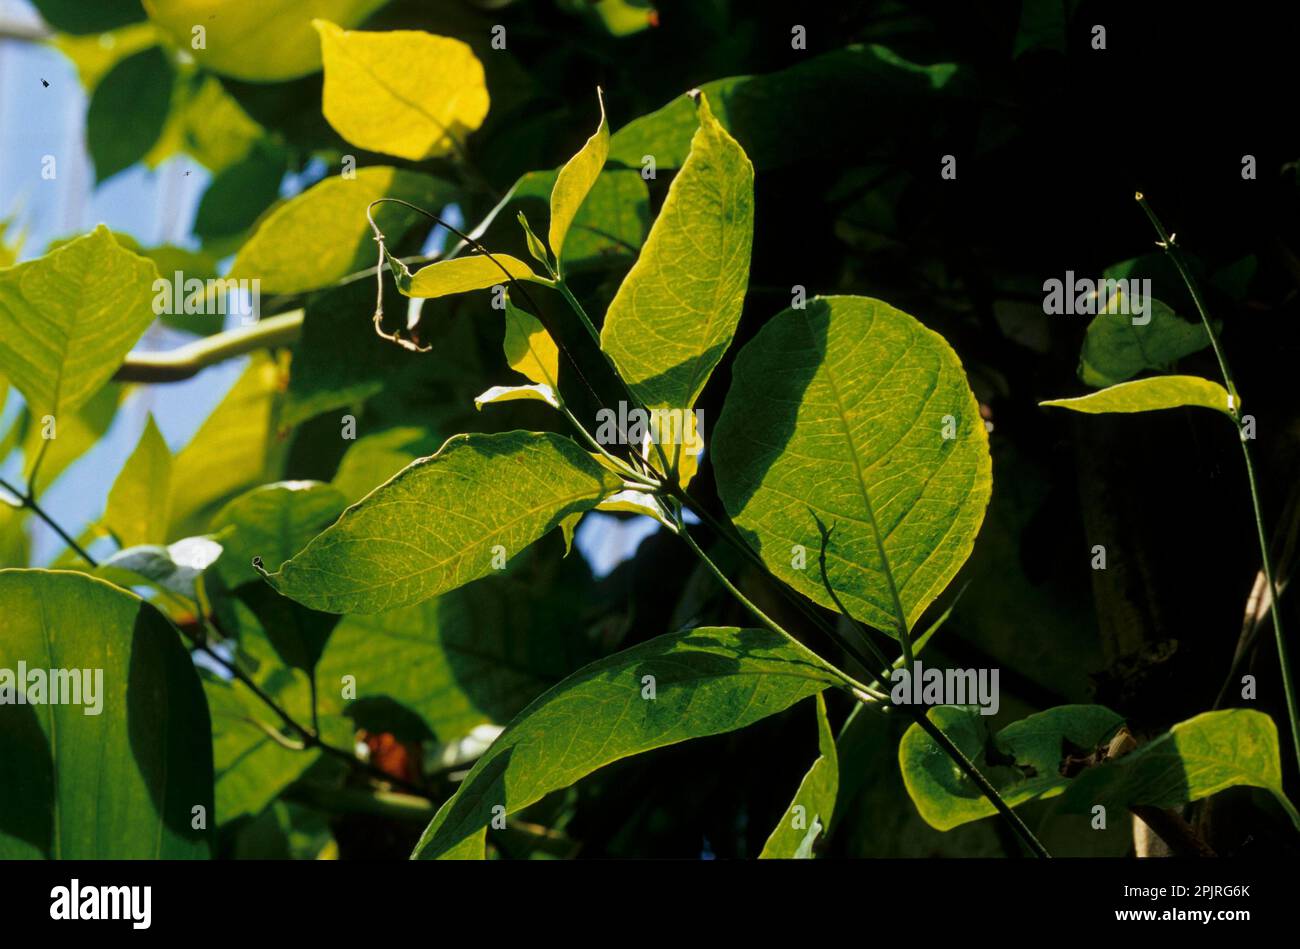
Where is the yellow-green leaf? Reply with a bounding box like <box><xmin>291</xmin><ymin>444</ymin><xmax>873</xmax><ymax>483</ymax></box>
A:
<box><xmin>0</xmin><ymin>225</ymin><xmax>157</xmax><ymax>418</ymax></box>
<box><xmin>262</xmin><ymin>431</ymin><xmax>623</xmax><ymax>614</ymax></box>
<box><xmin>713</xmin><ymin>296</ymin><xmax>991</xmax><ymax>638</ymax></box>
<box><xmin>474</xmin><ymin>384</ymin><xmax>559</xmax><ymax>410</ymax></box>
<box><xmin>1040</xmin><ymin>375</ymin><xmax>1233</xmax><ymax>416</ymax></box>
<box><xmin>0</xmin><ymin>569</ymin><xmax>213</xmax><ymax>858</ymax></box>
<box><xmin>760</xmin><ymin>693</ymin><xmax>838</xmax><ymax>858</ymax></box>
<box><xmin>104</xmin><ymin>414</ymin><xmax>173</xmax><ymax>547</ymax></box>
<box><xmin>412</xmin><ymin>626</ymin><xmax>844</xmax><ymax>859</ymax></box>
<box><xmin>549</xmin><ymin>89</ymin><xmax>609</xmax><ymax>268</ymax></box>
<box><xmin>601</xmin><ymin>92</ymin><xmax>753</xmax><ymax>412</ymax></box>
<box><xmin>503</xmin><ymin>297</ymin><xmax>559</xmax><ymax>388</ymax></box>
<box><xmin>405</xmin><ymin>254</ymin><xmax>538</xmax><ymax>299</ymax></box>
<box><xmin>142</xmin><ymin>0</ymin><xmax>389</xmax><ymax>82</ymax></box>
<box><xmin>315</xmin><ymin>19</ymin><xmax>489</xmax><ymax>160</ymax></box>
<box><xmin>230</xmin><ymin>167</ymin><xmax>451</xmax><ymax>295</ymax></box>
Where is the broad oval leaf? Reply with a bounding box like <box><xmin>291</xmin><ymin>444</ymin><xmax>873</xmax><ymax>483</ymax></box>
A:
<box><xmin>0</xmin><ymin>226</ymin><xmax>158</xmax><ymax>418</ymax></box>
<box><xmin>411</xmin><ymin>626</ymin><xmax>844</xmax><ymax>859</ymax></box>
<box><xmin>0</xmin><ymin>570</ymin><xmax>214</xmax><ymax>858</ymax></box>
<box><xmin>86</xmin><ymin>45</ymin><xmax>173</xmax><ymax>183</ymax></box>
<box><xmin>1079</xmin><ymin>296</ymin><xmax>1211</xmax><ymax>387</ymax></box>
<box><xmin>315</xmin><ymin>20</ymin><xmax>489</xmax><ymax>160</ymax></box>
<box><xmin>262</xmin><ymin>431</ymin><xmax>623</xmax><ymax>614</ymax></box>
<box><xmin>142</xmin><ymin>0</ymin><xmax>389</xmax><ymax>82</ymax></box>
<box><xmin>600</xmin><ymin>92</ymin><xmax>754</xmax><ymax>412</ymax></box>
<box><xmin>229</xmin><ymin>167</ymin><xmax>451</xmax><ymax>295</ymax></box>
<box><xmin>404</xmin><ymin>254</ymin><xmax>538</xmax><ymax>299</ymax></box>
<box><xmin>608</xmin><ymin>45</ymin><xmax>962</xmax><ymax>173</ymax></box>
<box><xmin>1040</xmin><ymin>375</ymin><xmax>1233</xmax><ymax>416</ymax></box>
<box><xmin>549</xmin><ymin>89</ymin><xmax>609</xmax><ymax>268</ymax></box>
<box><xmin>760</xmin><ymin>692</ymin><xmax>838</xmax><ymax>858</ymax></box>
<box><xmin>900</xmin><ymin>704</ymin><xmax>1124</xmax><ymax>831</ymax></box>
<box><xmin>315</xmin><ymin>566</ymin><xmax>598</xmax><ymax>742</ymax></box>
<box><xmin>713</xmin><ymin>295</ymin><xmax>992</xmax><ymax>637</ymax></box>
<box><xmin>1061</xmin><ymin>709</ymin><xmax>1300</xmax><ymax>830</ymax></box>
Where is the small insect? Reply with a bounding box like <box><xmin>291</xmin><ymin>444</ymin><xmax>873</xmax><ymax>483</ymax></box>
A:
<box><xmin>41</xmin><ymin>78</ymin><xmax>49</xmax><ymax>87</ymax></box>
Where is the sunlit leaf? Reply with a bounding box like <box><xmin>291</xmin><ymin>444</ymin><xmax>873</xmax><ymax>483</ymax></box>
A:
<box><xmin>760</xmin><ymin>692</ymin><xmax>838</xmax><ymax>858</ymax></box>
<box><xmin>0</xmin><ymin>226</ymin><xmax>157</xmax><ymax>418</ymax></box>
<box><xmin>0</xmin><ymin>570</ymin><xmax>213</xmax><ymax>858</ymax></box>
<box><xmin>601</xmin><ymin>92</ymin><xmax>753</xmax><ymax>412</ymax></box>
<box><xmin>713</xmin><ymin>296</ymin><xmax>991</xmax><ymax>638</ymax></box>
<box><xmin>103</xmin><ymin>414</ymin><xmax>173</xmax><ymax>547</ymax></box>
<box><xmin>412</xmin><ymin>626</ymin><xmax>843</xmax><ymax>858</ymax></box>
<box><xmin>549</xmin><ymin>89</ymin><xmax>608</xmax><ymax>269</ymax></box>
<box><xmin>315</xmin><ymin>19</ymin><xmax>489</xmax><ymax>160</ymax></box>
<box><xmin>262</xmin><ymin>431</ymin><xmax>623</xmax><ymax>613</ymax></box>
<box><xmin>230</xmin><ymin>166</ymin><xmax>451</xmax><ymax>295</ymax></box>
<box><xmin>142</xmin><ymin>0</ymin><xmax>389</xmax><ymax>82</ymax></box>
<box><xmin>1040</xmin><ymin>375</ymin><xmax>1233</xmax><ymax>416</ymax></box>
<box><xmin>402</xmin><ymin>254</ymin><xmax>539</xmax><ymax>299</ymax></box>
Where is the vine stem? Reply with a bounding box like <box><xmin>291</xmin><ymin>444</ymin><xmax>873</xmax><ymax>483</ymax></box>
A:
<box><xmin>675</xmin><ymin>519</ymin><xmax>885</xmax><ymax>701</ymax></box>
<box><xmin>0</xmin><ymin>476</ymin><xmax>97</xmax><ymax>566</ymax></box>
<box><xmin>675</xmin><ymin>508</ymin><xmax>1051</xmax><ymax>857</ymax></box>
<box><xmin>1136</xmin><ymin>193</ymin><xmax>1300</xmax><ymax>775</ymax></box>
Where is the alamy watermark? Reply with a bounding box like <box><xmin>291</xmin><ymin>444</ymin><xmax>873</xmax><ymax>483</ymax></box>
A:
<box><xmin>1042</xmin><ymin>272</ymin><xmax>1152</xmax><ymax>325</ymax></box>
<box><xmin>50</xmin><ymin>880</ymin><xmax>150</xmax><ymax>929</ymax></box>
<box><xmin>0</xmin><ymin>663</ymin><xmax>103</xmax><ymax>715</ymax></box>
<box><xmin>152</xmin><ymin>270</ymin><xmax>261</xmax><ymax>325</ymax></box>
<box><xmin>594</xmin><ymin>401</ymin><xmax>705</xmax><ymax>452</ymax></box>
<box><xmin>890</xmin><ymin>660</ymin><xmax>1000</xmax><ymax>716</ymax></box>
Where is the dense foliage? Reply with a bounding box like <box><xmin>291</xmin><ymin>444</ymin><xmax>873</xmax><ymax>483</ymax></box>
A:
<box><xmin>2</xmin><ymin>0</ymin><xmax>1298</xmax><ymax>860</ymax></box>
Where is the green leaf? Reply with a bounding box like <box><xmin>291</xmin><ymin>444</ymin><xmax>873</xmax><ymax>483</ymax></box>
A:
<box><xmin>315</xmin><ymin>19</ymin><xmax>489</xmax><ymax>160</ymax></box>
<box><xmin>193</xmin><ymin>144</ymin><xmax>287</xmax><ymax>241</ymax></box>
<box><xmin>403</xmin><ymin>254</ymin><xmax>539</xmax><ymax>299</ymax></box>
<box><xmin>1040</xmin><ymin>375</ymin><xmax>1233</xmax><ymax>416</ymax></box>
<box><xmin>104</xmin><ymin>414</ymin><xmax>173</xmax><ymax>547</ymax></box>
<box><xmin>1061</xmin><ymin>709</ymin><xmax>1300</xmax><ymax>830</ymax></box>
<box><xmin>760</xmin><ymin>692</ymin><xmax>838</xmax><ymax>858</ymax></box>
<box><xmin>203</xmin><ymin>675</ymin><xmax>321</xmax><ymax>826</ymax></box>
<box><xmin>142</xmin><ymin>0</ymin><xmax>389</xmax><ymax>82</ymax></box>
<box><xmin>168</xmin><ymin>352</ymin><xmax>287</xmax><ymax>538</ymax></box>
<box><xmin>899</xmin><ymin>704</ymin><xmax>1125</xmax><ymax>830</ymax></box>
<box><xmin>316</xmin><ymin>567</ymin><xmax>597</xmax><ymax>742</ymax></box>
<box><xmin>1079</xmin><ymin>296</ymin><xmax>1211</xmax><ymax>387</ymax></box>
<box><xmin>86</xmin><ymin>45</ymin><xmax>173</xmax><ymax>183</ymax></box>
<box><xmin>230</xmin><ymin>167</ymin><xmax>451</xmax><ymax>295</ymax></box>
<box><xmin>503</xmin><ymin>297</ymin><xmax>559</xmax><ymax>389</ymax></box>
<box><xmin>601</xmin><ymin>92</ymin><xmax>753</xmax><ymax>412</ymax></box>
<box><xmin>96</xmin><ymin>535</ymin><xmax>224</xmax><ymax>600</ymax></box>
<box><xmin>608</xmin><ymin>45</ymin><xmax>962</xmax><ymax>172</ymax></box>
<box><xmin>713</xmin><ymin>295</ymin><xmax>992</xmax><ymax>638</ymax></box>
<box><xmin>32</xmin><ymin>0</ymin><xmax>145</xmax><ymax>34</ymax></box>
<box><xmin>0</xmin><ymin>226</ymin><xmax>158</xmax><ymax>418</ymax></box>
<box><xmin>0</xmin><ymin>570</ymin><xmax>213</xmax><ymax>858</ymax></box>
<box><xmin>549</xmin><ymin>89</ymin><xmax>609</xmax><ymax>269</ymax></box>
<box><xmin>507</xmin><ymin>169</ymin><xmax>649</xmax><ymax>274</ymax></box>
<box><xmin>210</xmin><ymin>481</ymin><xmax>348</xmax><ymax>672</ymax></box>
<box><xmin>212</xmin><ymin>481</ymin><xmax>348</xmax><ymax>584</ymax></box>
<box><xmin>330</xmin><ymin>426</ymin><xmax>440</xmax><ymax>503</ymax></box>
<box><xmin>263</xmin><ymin>431</ymin><xmax>623</xmax><ymax>614</ymax></box>
<box><xmin>18</xmin><ymin>384</ymin><xmax>125</xmax><ymax>491</ymax></box>
<box><xmin>412</xmin><ymin>626</ymin><xmax>843</xmax><ymax>859</ymax></box>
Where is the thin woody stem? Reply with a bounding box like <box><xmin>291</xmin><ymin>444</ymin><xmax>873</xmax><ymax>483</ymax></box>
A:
<box><xmin>1136</xmin><ymin>193</ymin><xmax>1300</xmax><ymax>777</ymax></box>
